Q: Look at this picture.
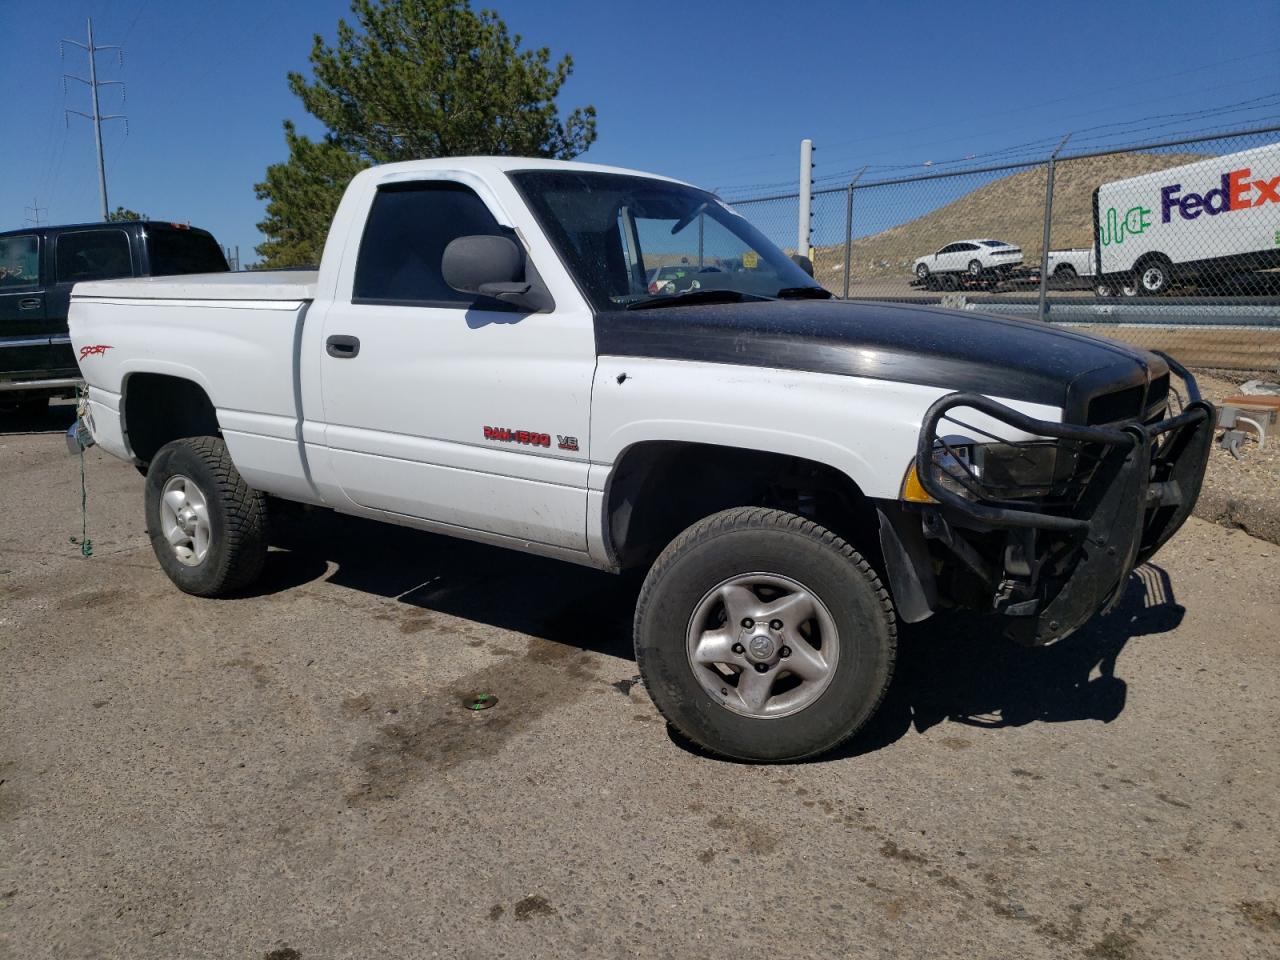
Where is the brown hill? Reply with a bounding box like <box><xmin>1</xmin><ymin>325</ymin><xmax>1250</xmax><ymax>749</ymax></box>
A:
<box><xmin>811</xmin><ymin>151</ymin><xmax>1205</xmax><ymax>286</ymax></box>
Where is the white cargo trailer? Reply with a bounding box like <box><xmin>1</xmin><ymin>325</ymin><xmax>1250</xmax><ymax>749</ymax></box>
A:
<box><xmin>1092</xmin><ymin>141</ymin><xmax>1280</xmax><ymax>294</ymax></box>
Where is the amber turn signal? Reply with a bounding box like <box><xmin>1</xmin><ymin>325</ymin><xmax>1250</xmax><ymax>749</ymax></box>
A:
<box><xmin>900</xmin><ymin>462</ymin><xmax>937</xmax><ymax>504</ymax></box>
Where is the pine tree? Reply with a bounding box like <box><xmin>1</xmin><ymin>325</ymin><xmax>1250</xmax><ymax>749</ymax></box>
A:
<box><xmin>255</xmin><ymin>0</ymin><xmax>597</xmax><ymax>267</ymax></box>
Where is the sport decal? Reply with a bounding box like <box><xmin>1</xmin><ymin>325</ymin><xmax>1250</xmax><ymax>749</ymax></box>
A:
<box><xmin>78</xmin><ymin>344</ymin><xmax>112</xmax><ymax>360</ymax></box>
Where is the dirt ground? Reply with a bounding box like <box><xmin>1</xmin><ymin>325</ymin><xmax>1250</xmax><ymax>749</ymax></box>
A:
<box><xmin>3</xmin><ymin>406</ymin><xmax>1279</xmax><ymax>960</ymax></box>
<box><xmin>1193</xmin><ymin>372</ymin><xmax>1280</xmax><ymax>544</ymax></box>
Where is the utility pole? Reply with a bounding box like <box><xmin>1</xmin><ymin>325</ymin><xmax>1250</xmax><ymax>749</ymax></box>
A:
<box><xmin>797</xmin><ymin>138</ymin><xmax>814</xmax><ymax>258</ymax></box>
<box><xmin>62</xmin><ymin>18</ymin><xmax>126</xmax><ymax>222</ymax></box>
<box><xmin>24</xmin><ymin>198</ymin><xmax>48</xmax><ymax>227</ymax></box>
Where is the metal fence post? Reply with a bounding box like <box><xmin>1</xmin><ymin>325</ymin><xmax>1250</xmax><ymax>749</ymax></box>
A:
<box><xmin>843</xmin><ymin>183</ymin><xmax>854</xmax><ymax>299</ymax></box>
<box><xmin>841</xmin><ymin>167</ymin><xmax>867</xmax><ymax>299</ymax></box>
<box><xmin>798</xmin><ymin>139</ymin><xmax>813</xmax><ymax>257</ymax></box>
<box><xmin>1037</xmin><ymin>134</ymin><xmax>1072</xmax><ymax>321</ymax></box>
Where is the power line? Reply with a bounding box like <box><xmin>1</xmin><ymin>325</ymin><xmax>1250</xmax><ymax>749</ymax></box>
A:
<box><xmin>720</xmin><ymin>91</ymin><xmax>1280</xmax><ymax>195</ymax></box>
<box><xmin>61</xmin><ymin>18</ymin><xmax>128</xmax><ymax>221</ymax></box>
<box><xmin>717</xmin><ymin>69</ymin><xmax>1280</xmax><ymax>192</ymax></box>
<box><xmin>721</xmin><ymin>46</ymin><xmax>1280</xmax><ymax>171</ymax></box>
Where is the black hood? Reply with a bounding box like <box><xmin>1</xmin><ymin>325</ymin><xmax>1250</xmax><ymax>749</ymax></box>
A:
<box><xmin>595</xmin><ymin>299</ymin><xmax>1169</xmax><ymax>423</ymax></box>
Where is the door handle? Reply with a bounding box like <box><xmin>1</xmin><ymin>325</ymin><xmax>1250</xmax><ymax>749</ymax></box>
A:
<box><xmin>18</xmin><ymin>297</ymin><xmax>41</xmax><ymax>310</ymax></box>
<box><xmin>326</xmin><ymin>334</ymin><xmax>360</xmax><ymax>359</ymax></box>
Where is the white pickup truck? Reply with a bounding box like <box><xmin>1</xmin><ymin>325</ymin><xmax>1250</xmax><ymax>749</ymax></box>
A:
<box><xmin>67</xmin><ymin>156</ymin><xmax>1214</xmax><ymax>761</ymax></box>
<box><xmin>1045</xmin><ymin>248</ymin><xmax>1096</xmax><ymax>284</ymax></box>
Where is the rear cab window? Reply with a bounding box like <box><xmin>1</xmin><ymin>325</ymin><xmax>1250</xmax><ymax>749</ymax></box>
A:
<box><xmin>0</xmin><ymin>235</ymin><xmax>40</xmax><ymax>288</ymax></box>
<box><xmin>56</xmin><ymin>229</ymin><xmax>133</xmax><ymax>283</ymax></box>
<box><xmin>146</xmin><ymin>226</ymin><xmax>229</xmax><ymax>276</ymax></box>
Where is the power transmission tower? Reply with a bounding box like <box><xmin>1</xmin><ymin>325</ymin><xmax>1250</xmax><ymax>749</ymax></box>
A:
<box><xmin>61</xmin><ymin>18</ymin><xmax>126</xmax><ymax>222</ymax></box>
<box><xmin>24</xmin><ymin>198</ymin><xmax>48</xmax><ymax>227</ymax></box>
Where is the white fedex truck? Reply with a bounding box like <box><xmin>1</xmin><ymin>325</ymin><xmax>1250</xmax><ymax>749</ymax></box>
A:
<box><xmin>1093</xmin><ymin>141</ymin><xmax>1280</xmax><ymax>295</ymax></box>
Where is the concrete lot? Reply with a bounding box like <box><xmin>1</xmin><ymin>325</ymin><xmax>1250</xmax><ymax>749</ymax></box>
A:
<box><xmin>3</xmin><ymin>404</ymin><xmax>1279</xmax><ymax>960</ymax></box>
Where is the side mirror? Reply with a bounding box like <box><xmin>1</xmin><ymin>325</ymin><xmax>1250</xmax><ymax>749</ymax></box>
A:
<box><xmin>790</xmin><ymin>253</ymin><xmax>814</xmax><ymax>278</ymax></box>
<box><xmin>442</xmin><ymin>235</ymin><xmax>535</xmax><ymax>306</ymax></box>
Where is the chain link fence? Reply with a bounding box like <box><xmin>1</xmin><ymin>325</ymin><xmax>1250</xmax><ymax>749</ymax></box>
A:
<box><xmin>730</xmin><ymin>125</ymin><xmax>1280</xmax><ymax>372</ymax></box>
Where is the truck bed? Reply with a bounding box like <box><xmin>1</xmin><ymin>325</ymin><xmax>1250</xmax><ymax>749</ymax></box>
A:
<box><xmin>73</xmin><ymin>270</ymin><xmax>319</xmax><ymax>302</ymax></box>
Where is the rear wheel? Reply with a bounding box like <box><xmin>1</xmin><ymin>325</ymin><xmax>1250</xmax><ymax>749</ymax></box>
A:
<box><xmin>967</xmin><ymin>259</ymin><xmax>983</xmax><ymax>277</ymax></box>
<box><xmin>634</xmin><ymin>508</ymin><xmax>896</xmax><ymax>762</ymax></box>
<box><xmin>1054</xmin><ymin>264</ymin><xmax>1078</xmax><ymax>286</ymax></box>
<box><xmin>1137</xmin><ymin>258</ymin><xmax>1171</xmax><ymax>295</ymax></box>
<box><xmin>145</xmin><ymin>436</ymin><xmax>267</xmax><ymax>597</ymax></box>
<box><xmin>940</xmin><ymin>273</ymin><xmax>959</xmax><ymax>291</ymax></box>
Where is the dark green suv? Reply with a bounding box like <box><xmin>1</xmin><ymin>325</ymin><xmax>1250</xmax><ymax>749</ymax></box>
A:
<box><xmin>0</xmin><ymin>221</ymin><xmax>227</xmax><ymax>415</ymax></box>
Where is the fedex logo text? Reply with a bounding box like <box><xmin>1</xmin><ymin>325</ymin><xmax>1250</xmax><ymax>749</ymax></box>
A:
<box><xmin>1160</xmin><ymin>167</ymin><xmax>1280</xmax><ymax>223</ymax></box>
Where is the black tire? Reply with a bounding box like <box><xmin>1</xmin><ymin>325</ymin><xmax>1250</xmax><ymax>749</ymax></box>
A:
<box><xmin>940</xmin><ymin>273</ymin><xmax>959</xmax><ymax>291</ymax></box>
<box><xmin>1094</xmin><ymin>282</ymin><xmax>1115</xmax><ymax>298</ymax></box>
<box><xmin>634</xmin><ymin>508</ymin><xmax>896</xmax><ymax>762</ymax></box>
<box><xmin>967</xmin><ymin>259</ymin><xmax>983</xmax><ymax>277</ymax></box>
<box><xmin>1136</xmin><ymin>257</ymin><xmax>1171</xmax><ymax>295</ymax></box>
<box><xmin>915</xmin><ymin>263</ymin><xmax>930</xmax><ymax>281</ymax></box>
<box><xmin>1053</xmin><ymin>264</ymin><xmax>1078</xmax><ymax>285</ymax></box>
<box><xmin>144</xmin><ymin>436</ymin><xmax>267</xmax><ymax>597</ymax></box>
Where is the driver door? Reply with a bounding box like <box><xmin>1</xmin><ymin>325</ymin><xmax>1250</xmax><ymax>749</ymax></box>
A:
<box><xmin>316</xmin><ymin>178</ymin><xmax>595</xmax><ymax>552</ymax></box>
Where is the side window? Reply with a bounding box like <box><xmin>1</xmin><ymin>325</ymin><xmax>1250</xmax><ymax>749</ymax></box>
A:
<box><xmin>353</xmin><ymin>181</ymin><xmax>508</xmax><ymax>306</ymax></box>
<box><xmin>956</xmin><ymin>243</ymin><xmax>978</xmax><ymax>252</ymax></box>
<box><xmin>56</xmin><ymin>230</ymin><xmax>133</xmax><ymax>283</ymax></box>
<box><xmin>0</xmin><ymin>234</ymin><xmax>40</xmax><ymax>288</ymax></box>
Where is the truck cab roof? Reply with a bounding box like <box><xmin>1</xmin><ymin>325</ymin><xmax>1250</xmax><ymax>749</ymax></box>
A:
<box><xmin>0</xmin><ymin>220</ymin><xmax>218</xmax><ymax>242</ymax></box>
<box><xmin>346</xmin><ymin>155</ymin><xmax>693</xmax><ymax>186</ymax></box>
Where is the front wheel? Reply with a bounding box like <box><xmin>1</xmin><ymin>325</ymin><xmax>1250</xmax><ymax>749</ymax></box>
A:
<box><xmin>634</xmin><ymin>508</ymin><xmax>896</xmax><ymax>762</ymax></box>
<box><xmin>967</xmin><ymin>259</ymin><xmax>983</xmax><ymax>277</ymax></box>
<box><xmin>145</xmin><ymin>436</ymin><xmax>267</xmax><ymax>597</ymax></box>
<box><xmin>915</xmin><ymin>263</ymin><xmax>930</xmax><ymax>281</ymax></box>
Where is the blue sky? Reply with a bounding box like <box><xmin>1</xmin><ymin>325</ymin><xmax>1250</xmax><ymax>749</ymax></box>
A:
<box><xmin>3</xmin><ymin>0</ymin><xmax>1278</xmax><ymax>262</ymax></box>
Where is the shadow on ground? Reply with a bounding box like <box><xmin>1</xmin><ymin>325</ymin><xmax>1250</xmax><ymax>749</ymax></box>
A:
<box><xmin>261</xmin><ymin>505</ymin><xmax>637</xmax><ymax>661</ymax></box>
<box><xmin>262</xmin><ymin>506</ymin><xmax>1185</xmax><ymax>761</ymax></box>
<box><xmin>827</xmin><ymin>562</ymin><xmax>1184</xmax><ymax>760</ymax></box>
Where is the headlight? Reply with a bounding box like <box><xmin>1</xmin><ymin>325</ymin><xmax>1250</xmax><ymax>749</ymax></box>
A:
<box><xmin>974</xmin><ymin>442</ymin><xmax>1058</xmax><ymax>499</ymax></box>
<box><xmin>901</xmin><ymin>440</ymin><xmax>1058</xmax><ymax>503</ymax></box>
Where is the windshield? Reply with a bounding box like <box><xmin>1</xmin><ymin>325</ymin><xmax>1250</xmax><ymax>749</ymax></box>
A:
<box><xmin>509</xmin><ymin>170</ymin><xmax>825</xmax><ymax>310</ymax></box>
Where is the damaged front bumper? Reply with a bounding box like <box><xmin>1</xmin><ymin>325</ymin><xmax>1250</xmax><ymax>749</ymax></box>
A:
<box><xmin>883</xmin><ymin>356</ymin><xmax>1214</xmax><ymax>645</ymax></box>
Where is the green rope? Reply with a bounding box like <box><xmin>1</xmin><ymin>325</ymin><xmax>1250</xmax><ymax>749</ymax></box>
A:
<box><xmin>70</xmin><ymin>387</ymin><xmax>93</xmax><ymax>558</ymax></box>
